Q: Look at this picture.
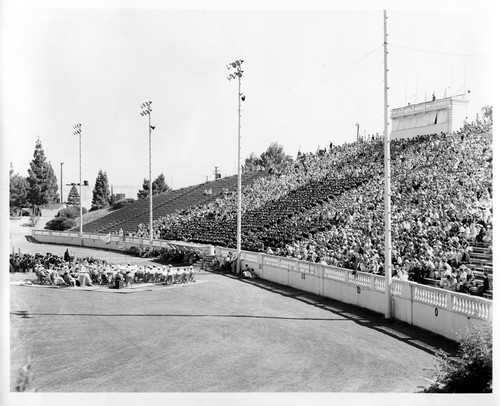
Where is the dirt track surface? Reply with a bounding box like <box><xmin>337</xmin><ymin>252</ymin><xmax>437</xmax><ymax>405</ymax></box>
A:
<box><xmin>9</xmin><ymin>218</ymin><xmax>457</xmax><ymax>393</ymax></box>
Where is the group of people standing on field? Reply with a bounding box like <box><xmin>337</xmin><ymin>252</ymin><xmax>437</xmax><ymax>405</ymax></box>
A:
<box><xmin>221</xmin><ymin>252</ymin><xmax>258</xmax><ymax>279</ymax></box>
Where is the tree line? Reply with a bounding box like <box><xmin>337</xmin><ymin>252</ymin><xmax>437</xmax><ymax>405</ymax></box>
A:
<box><xmin>9</xmin><ymin>139</ymin><xmax>171</xmax><ymax>219</ymax></box>
<box><xmin>10</xmin><ymin>138</ymin><xmax>289</xmax><ymax>231</ymax></box>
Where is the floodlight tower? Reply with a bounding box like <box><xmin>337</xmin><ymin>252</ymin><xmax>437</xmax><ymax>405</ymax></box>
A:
<box><xmin>383</xmin><ymin>10</ymin><xmax>392</xmax><ymax>319</ymax></box>
<box><xmin>73</xmin><ymin>124</ymin><xmax>83</xmax><ymax>244</ymax></box>
<box><xmin>227</xmin><ymin>59</ymin><xmax>245</xmax><ymax>275</ymax></box>
<box><xmin>140</xmin><ymin>101</ymin><xmax>154</xmax><ymax>247</ymax></box>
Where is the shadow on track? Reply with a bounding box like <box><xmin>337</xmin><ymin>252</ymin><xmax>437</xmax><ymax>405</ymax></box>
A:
<box><xmin>10</xmin><ymin>310</ymin><xmax>351</xmax><ymax>322</ymax></box>
<box><xmin>216</xmin><ymin>272</ymin><xmax>458</xmax><ymax>357</ymax></box>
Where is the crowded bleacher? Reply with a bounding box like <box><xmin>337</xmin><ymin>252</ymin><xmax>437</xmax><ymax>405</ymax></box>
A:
<box><xmin>127</xmin><ymin>119</ymin><xmax>492</xmax><ymax>296</ymax></box>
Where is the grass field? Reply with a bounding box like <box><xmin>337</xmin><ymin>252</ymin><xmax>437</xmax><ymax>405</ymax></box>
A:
<box><xmin>8</xmin><ymin>218</ymin><xmax>458</xmax><ymax>394</ymax></box>
<box><xmin>10</xmin><ymin>269</ymin><xmax>458</xmax><ymax>393</ymax></box>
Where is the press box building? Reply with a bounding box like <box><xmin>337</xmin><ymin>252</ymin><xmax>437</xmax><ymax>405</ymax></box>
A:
<box><xmin>390</xmin><ymin>95</ymin><xmax>469</xmax><ymax>140</ymax></box>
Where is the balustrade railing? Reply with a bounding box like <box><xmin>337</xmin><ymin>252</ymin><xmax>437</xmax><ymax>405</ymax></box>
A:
<box><xmin>391</xmin><ymin>98</ymin><xmax>451</xmax><ymax>117</ymax></box>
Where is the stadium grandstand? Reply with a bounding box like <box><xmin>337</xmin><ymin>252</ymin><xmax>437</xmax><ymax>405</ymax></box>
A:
<box><xmin>80</xmin><ymin>170</ymin><xmax>271</xmax><ymax>235</ymax></box>
<box><xmin>77</xmin><ymin>117</ymin><xmax>492</xmax><ymax>295</ymax></box>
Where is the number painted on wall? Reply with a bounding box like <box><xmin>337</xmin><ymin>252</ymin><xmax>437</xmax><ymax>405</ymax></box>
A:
<box><xmin>435</xmin><ymin>308</ymin><xmax>439</xmax><ymax>317</ymax></box>
<box><xmin>357</xmin><ymin>286</ymin><xmax>361</xmax><ymax>294</ymax></box>
<box><xmin>301</xmin><ymin>273</ymin><xmax>306</xmax><ymax>280</ymax></box>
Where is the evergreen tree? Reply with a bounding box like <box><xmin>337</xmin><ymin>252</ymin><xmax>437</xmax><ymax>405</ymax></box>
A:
<box><xmin>260</xmin><ymin>142</ymin><xmax>292</xmax><ymax>169</ymax></box>
<box><xmin>152</xmin><ymin>173</ymin><xmax>170</xmax><ymax>195</ymax></box>
<box><xmin>9</xmin><ymin>163</ymin><xmax>28</xmax><ymax>215</ymax></box>
<box><xmin>26</xmin><ymin>139</ymin><xmax>59</xmax><ymax>208</ymax></box>
<box><xmin>137</xmin><ymin>178</ymin><xmax>150</xmax><ymax>200</ymax></box>
<box><xmin>138</xmin><ymin>173</ymin><xmax>170</xmax><ymax>199</ymax></box>
<box><xmin>243</xmin><ymin>152</ymin><xmax>263</xmax><ymax>172</ymax></box>
<box><xmin>67</xmin><ymin>184</ymin><xmax>80</xmax><ymax>206</ymax></box>
<box><xmin>91</xmin><ymin>169</ymin><xmax>110</xmax><ymax>210</ymax></box>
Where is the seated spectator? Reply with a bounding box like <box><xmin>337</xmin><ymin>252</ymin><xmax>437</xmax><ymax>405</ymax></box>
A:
<box><xmin>242</xmin><ymin>264</ymin><xmax>258</xmax><ymax>279</ymax></box>
<box><xmin>480</xmin><ymin>272</ymin><xmax>492</xmax><ymax>296</ymax></box>
<box><xmin>63</xmin><ymin>270</ymin><xmax>77</xmax><ymax>287</ymax></box>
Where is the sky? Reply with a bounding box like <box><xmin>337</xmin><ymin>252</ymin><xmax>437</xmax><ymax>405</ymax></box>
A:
<box><xmin>1</xmin><ymin>2</ymin><xmax>499</xmax><ymax>405</ymax></box>
<box><xmin>2</xmin><ymin>0</ymin><xmax>496</xmax><ymax>209</ymax></box>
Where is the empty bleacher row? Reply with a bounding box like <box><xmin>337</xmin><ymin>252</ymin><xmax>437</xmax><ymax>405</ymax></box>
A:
<box><xmin>81</xmin><ymin>170</ymin><xmax>271</xmax><ymax>234</ymax></box>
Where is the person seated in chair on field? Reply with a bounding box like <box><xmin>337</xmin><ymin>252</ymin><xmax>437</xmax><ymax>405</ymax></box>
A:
<box><xmin>166</xmin><ymin>265</ymin><xmax>175</xmax><ymax>285</ymax></box>
<box><xmin>188</xmin><ymin>266</ymin><xmax>195</xmax><ymax>282</ymax></box>
<box><xmin>63</xmin><ymin>270</ymin><xmax>76</xmax><ymax>287</ymax></box>
<box><xmin>50</xmin><ymin>269</ymin><xmax>67</xmax><ymax>286</ymax></box>
<box><xmin>134</xmin><ymin>266</ymin><xmax>145</xmax><ymax>283</ymax></box>
<box><xmin>179</xmin><ymin>268</ymin><xmax>188</xmax><ymax>284</ymax></box>
<box><xmin>174</xmin><ymin>267</ymin><xmax>183</xmax><ymax>284</ymax></box>
<box><xmin>125</xmin><ymin>271</ymin><xmax>134</xmax><ymax>287</ymax></box>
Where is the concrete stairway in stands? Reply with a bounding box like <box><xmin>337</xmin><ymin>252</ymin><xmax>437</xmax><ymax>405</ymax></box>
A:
<box><xmin>468</xmin><ymin>241</ymin><xmax>493</xmax><ymax>277</ymax></box>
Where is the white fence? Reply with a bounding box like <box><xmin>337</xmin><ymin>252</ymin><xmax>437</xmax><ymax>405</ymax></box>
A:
<box><xmin>232</xmin><ymin>250</ymin><xmax>492</xmax><ymax>341</ymax></box>
<box><xmin>31</xmin><ymin>230</ymin><xmax>491</xmax><ymax>341</ymax></box>
<box><xmin>31</xmin><ymin>230</ymin><xmax>215</xmax><ymax>256</ymax></box>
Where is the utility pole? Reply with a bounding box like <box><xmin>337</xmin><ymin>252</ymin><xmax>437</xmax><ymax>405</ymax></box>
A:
<box><xmin>140</xmin><ymin>101</ymin><xmax>154</xmax><ymax>248</ymax></box>
<box><xmin>356</xmin><ymin>123</ymin><xmax>360</xmax><ymax>142</ymax></box>
<box><xmin>227</xmin><ymin>59</ymin><xmax>245</xmax><ymax>276</ymax></box>
<box><xmin>72</xmin><ymin>124</ymin><xmax>83</xmax><ymax>245</ymax></box>
<box><xmin>383</xmin><ymin>10</ymin><xmax>392</xmax><ymax>319</ymax></box>
<box><xmin>214</xmin><ymin>166</ymin><xmax>220</xmax><ymax>180</ymax></box>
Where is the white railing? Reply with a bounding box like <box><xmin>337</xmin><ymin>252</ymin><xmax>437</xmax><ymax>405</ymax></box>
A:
<box><xmin>451</xmin><ymin>293</ymin><xmax>491</xmax><ymax>320</ymax></box>
<box><xmin>374</xmin><ymin>276</ymin><xmax>386</xmax><ymax>292</ymax></box>
<box><xmin>241</xmin><ymin>251</ymin><xmax>492</xmax><ymax>342</ymax></box>
<box><xmin>391</xmin><ymin>98</ymin><xmax>451</xmax><ymax>118</ymax></box>
<box><xmin>348</xmin><ymin>272</ymin><xmax>371</xmax><ymax>288</ymax></box>
<box><xmin>31</xmin><ymin>229</ymin><xmax>214</xmax><ymax>256</ymax></box>
<box><xmin>413</xmin><ymin>284</ymin><xmax>448</xmax><ymax>309</ymax></box>
<box><xmin>324</xmin><ymin>267</ymin><xmax>345</xmax><ymax>282</ymax></box>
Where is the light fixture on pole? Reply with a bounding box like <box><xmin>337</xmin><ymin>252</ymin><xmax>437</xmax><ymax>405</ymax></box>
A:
<box><xmin>73</xmin><ymin>123</ymin><xmax>83</xmax><ymax>245</ymax></box>
<box><xmin>140</xmin><ymin>101</ymin><xmax>154</xmax><ymax>248</ymax></box>
<box><xmin>227</xmin><ymin>59</ymin><xmax>245</xmax><ymax>276</ymax></box>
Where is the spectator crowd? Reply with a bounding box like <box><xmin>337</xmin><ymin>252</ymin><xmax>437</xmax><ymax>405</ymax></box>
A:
<box><xmin>130</xmin><ymin>119</ymin><xmax>492</xmax><ymax>296</ymax></box>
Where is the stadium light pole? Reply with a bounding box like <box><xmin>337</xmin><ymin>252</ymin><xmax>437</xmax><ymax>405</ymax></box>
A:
<box><xmin>383</xmin><ymin>10</ymin><xmax>392</xmax><ymax>319</ymax></box>
<box><xmin>140</xmin><ymin>101</ymin><xmax>154</xmax><ymax>248</ymax></box>
<box><xmin>227</xmin><ymin>59</ymin><xmax>245</xmax><ymax>275</ymax></box>
<box><xmin>73</xmin><ymin>124</ymin><xmax>83</xmax><ymax>245</ymax></box>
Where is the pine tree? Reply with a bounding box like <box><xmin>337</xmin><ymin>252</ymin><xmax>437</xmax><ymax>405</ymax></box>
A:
<box><xmin>244</xmin><ymin>152</ymin><xmax>263</xmax><ymax>172</ymax></box>
<box><xmin>260</xmin><ymin>142</ymin><xmax>292</xmax><ymax>169</ymax></box>
<box><xmin>91</xmin><ymin>170</ymin><xmax>110</xmax><ymax>210</ymax></box>
<box><xmin>153</xmin><ymin>173</ymin><xmax>170</xmax><ymax>195</ymax></box>
<box><xmin>9</xmin><ymin>163</ymin><xmax>28</xmax><ymax>215</ymax></box>
<box><xmin>137</xmin><ymin>178</ymin><xmax>150</xmax><ymax>200</ymax></box>
<box><xmin>138</xmin><ymin>173</ymin><xmax>170</xmax><ymax>199</ymax></box>
<box><xmin>26</xmin><ymin>139</ymin><xmax>59</xmax><ymax>208</ymax></box>
<box><xmin>67</xmin><ymin>184</ymin><xmax>80</xmax><ymax>206</ymax></box>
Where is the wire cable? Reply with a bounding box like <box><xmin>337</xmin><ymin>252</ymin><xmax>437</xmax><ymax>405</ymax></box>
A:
<box><xmin>389</xmin><ymin>43</ymin><xmax>486</xmax><ymax>58</ymax></box>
